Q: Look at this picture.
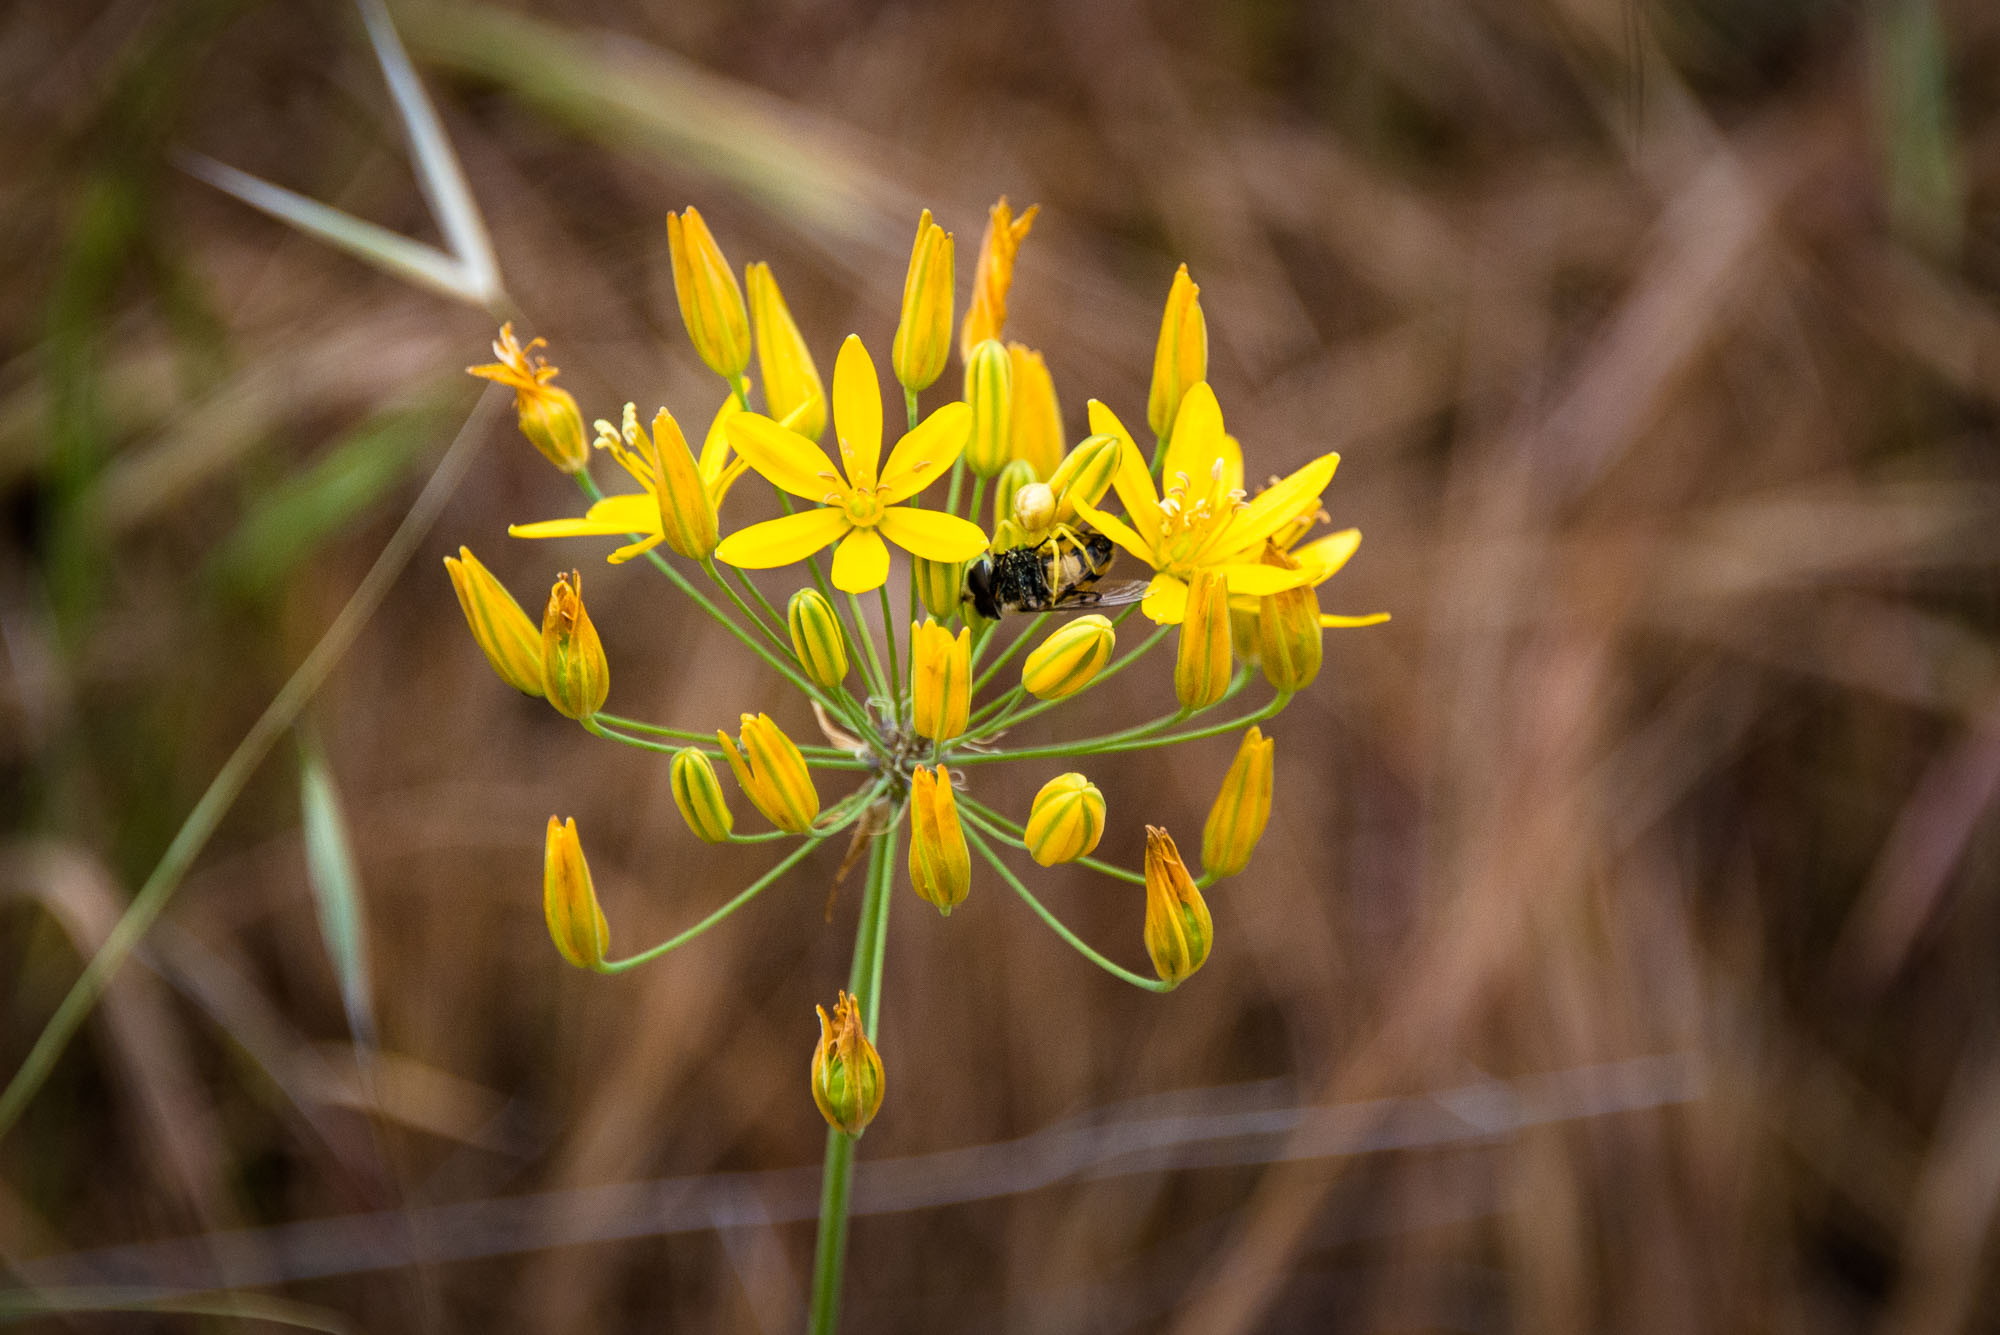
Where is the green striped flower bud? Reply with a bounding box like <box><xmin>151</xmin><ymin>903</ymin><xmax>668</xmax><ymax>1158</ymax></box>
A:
<box><xmin>1024</xmin><ymin>773</ymin><xmax>1105</xmax><ymax>866</ymax></box>
<box><xmin>962</xmin><ymin>338</ymin><xmax>1013</xmax><ymax>477</ymax></box>
<box><xmin>786</xmin><ymin>588</ymin><xmax>849</xmax><ymax>690</ymax></box>
<box><xmin>1020</xmin><ymin>614</ymin><xmax>1114</xmax><ymax>700</ymax></box>
<box><xmin>670</xmin><ymin>748</ymin><xmax>734</xmax><ymax>844</ymax></box>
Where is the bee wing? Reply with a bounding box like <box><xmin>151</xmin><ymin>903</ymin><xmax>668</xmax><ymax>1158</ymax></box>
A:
<box><xmin>1066</xmin><ymin>579</ymin><xmax>1151</xmax><ymax>610</ymax></box>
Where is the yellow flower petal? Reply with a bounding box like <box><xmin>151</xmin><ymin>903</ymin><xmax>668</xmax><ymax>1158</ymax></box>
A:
<box><xmin>1070</xmin><ymin>495</ymin><xmax>1156</xmax><ymax>568</ymax></box>
<box><xmin>1089</xmin><ymin>399</ymin><xmax>1163</xmax><ymax>543</ymax></box>
<box><xmin>715</xmin><ymin>507</ymin><xmax>851</xmax><ymax>569</ymax></box>
<box><xmin>1211</xmin><ymin>561</ymin><xmax>1318</xmax><ymax>596</ymax></box>
<box><xmin>1161</xmin><ymin>382</ymin><xmax>1236</xmax><ymax>493</ymax></box>
<box><xmin>1140</xmin><ymin>572</ymin><xmax>1189</xmax><ymax>624</ymax></box>
<box><xmin>831</xmin><ymin>335</ymin><xmax>883</xmax><ymax>494</ymax></box>
<box><xmin>876</xmin><ymin>505</ymin><xmax>991</xmax><ymax>563</ymax></box>
<box><xmin>1322</xmin><ymin>611</ymin><xmax>1392</xmax><ymax>627</ymax></box>
<box><xmin>726</xmin><ymin>412</ymin><xmax>844</xmax><ymax>503</ymax></box>
<box><xmin>879</xmin><ymin>401</ymin><xmax>973</xmax><ymax>503</ymax></box>
<box><xmin>508</xmin><ymin>491</ymin><xmax>661</xmax><ymax>540</ymax></box>
<box><xmin>831</xmin><ymin>525</ymin><xmax>890</xmax><ymax>591</ymax></box>
<box><xmin>1295</xmin><ymin>528</ymin><xmax>1362</xmax><ymax>584</ymax></box>
<box><xmin>1202</xmin><ymin>452</ymin><xmax>1340</xmax><ymax>564</ymax></box>
<box><xmin>700</xmin><ymin>393</ymin><xmax>738</xmax><ymax>484</ymax></box>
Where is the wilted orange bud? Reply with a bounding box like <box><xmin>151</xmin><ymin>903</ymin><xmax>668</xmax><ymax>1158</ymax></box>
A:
<box><xmin>1008</xmin><ymin>343</ymin><xmax>1063</xmax><ymax>479</ymax></box>
<box><xmin>1173</xmin><ymin>571</ymin><xmax>1231</xmax><ymax>711</ymax></box>
<box><xmin>908</xmin><ymin>765</ymin><xmax>970</xmax><ymax>915</ymax></box>
<box><xmin>542</xmin><ymin>571</ymin><xmax>609</xmax><ymax>719</ymax></box>
<box><xmin>1147</xmin><ymin>264</ymin><xmax>1207</xmax><ymax>440</ymax></box>
<box><xmin>892</xmin><ymin>209</ymin><xmax>955</xmax><ymax>393</ymax></box>
<box><xmin>467</xmin><ymin>323</ymin><xmax>589</xmax><ymax>473</ymax></box>
<box><xmin>959</xmin><ymin>198</ymin><xmax>1038</xmax><ymax>359</ymax></box>
<box><xmin>1142</xmin><ymin>825</ymin><xmax>1212</xmax><ymax>984</ymax></box>
<box><xmin>667</xmin><ymin>207</ymin><xmax>751</xmax><ymax>379</ymax></box>
<box><xmin>444</xmin><ymin>547</ymin><xmax>544</xmax><ymax>697</ymax></box>
<box><xmin>747</xmin><ymin>261</ymin><xmax>826</xmax><ymax>441</ymax></box>
<box><xmin>1202</xmin><ymin>727</ymin><xmax>1274</xmax><ymax>879</ymax></box>
<box><xmin>911</xmin><ymin>619</ymin><xmax>972</xmax><ymax>741</ymax></box>
<box><xmin>718</xmin><ymin>713</ymin><xmax>820</xmax><ymax>833</ymax></box>
<box><xmin>812</xmin><ymin>990</ymin><xmax>885</xmax><ymax>1136</ymax></box>
<box><xmin>544</xmin><ymin>816</ymin><xmax>610</xmax><ymax>971</ymax></box>
<box><xmin>1024</xmin><ymin>773</ymin><xmax>1105</xmax><ymax>866</ymax></box>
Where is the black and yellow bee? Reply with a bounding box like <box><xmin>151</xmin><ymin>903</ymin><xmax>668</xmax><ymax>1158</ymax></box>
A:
<box><xmin>963</xmin><ymin>526</ymin><xmax>1150</xmax><ymax>618</ymax></box>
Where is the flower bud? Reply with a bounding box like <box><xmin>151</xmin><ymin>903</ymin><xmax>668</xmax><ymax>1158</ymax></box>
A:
<box><xmin>891</xmin><ymin>209</ymin><xmax>955</xmax><ymax>393</ymax></box>
<box><xmin>648</xmin><ymin>407</ymin><xmax>721</xmax><ymax>560</ymax></box>
<box><xmin>1173</xmin><ymin>571</ymin><xmax>1231</xmax><ymax>711</ymax></box>
<box><xmin>1202</xmin><ymin>727</ymin><xmax>1274</xmax><ymax>879</ymax></box>
<box><xmin>1047</xmin><ymin>433</ymin><xmax>1121</xmax><ymax>526</ymax></box>
<box><xmin>907</xmin><ymin>764</ymin><xmax>970</xmax><ymax>915</ymax></box>
<box><xmin>786</xmin><ymin>588</ymin><xmax>849</xmax><ymax>690</ymax></box>
<box><xmin>1021</xmin><ymin>614</ymin><xmax>1114</xmax><ymax>700</ymax></box>
<box><xmin>1142</xmin><ymin>825</ymin><xmax>1212</xmax><ymax>984</ymax></box>
<box><xmin>1010</xmin><ymin>481</ymin><xmax>1056</xmax><ymax>535</ymax></box>
<box><xmin>992</xmin><ymin>459</ymin><xmax>1041</xmax><ymax>534</ymax></box>
<box><xmin>544</xmin><ymin>816</ymin><xmax>609</xmax><ymax>970</ymax></box>
<box><xmin>718</xmin><ymin>713</ymin><xmax>820</xmax><ymax>833</ymax></box>
<box><xmin>962</xmin><ymin>339</ymin><xmax>1013</xmax><ymax>477</ymax></box>
<box><xmin>960</xmin><ymin>198</ymin><xmax>1038</xmax><ymax>359</ymax></box>
<box><xmin>670</xmin><ymin>748</ymin><xmax>734</xmax><ymax>844</ymax></box>
<box><xmin>746</xmin><ymin>261</ymin><xmax>826</xmax><ymax>441</ymax></box>
<box><xmin>542</xmin><ymin>571</ymin><xmax>609</xmax><ymax>719</ymax></box>
<box><xmin>467</xmin><ymin>323</ymin><xmax>589</xmax><ymax>473</ymax></box>
<box><xmin>1008</xmin><ymin>343</ymin><xmax>1063</xmax><ymax>479</ymax></box>
<box><xmin>444</xmin><ymin>547</ymin><xmax>544</xmax><ymax>697</ymax></box>
<box><xmin>1230</xmin><ymin>605</ymin><xmax>1262</xmax><ymax>666</ymax></box>
<box><xmin>811</xmin><ymin>990</ymin><xmax>885</xmax><ymax>1137</ymax></box>
<box><xmin>1147</xmin><ymin>264</ymin><xmax>1207</xmax><ymax>440</ymax></box>
<box><xmin>913</xmin><ymin>557</ymin><xmax>965</xmax><ymax>621</ymax></box>
<box><xmin>910</xmin><ymin>619</ymin><xmax>972</xmax><ymax>740</ymax></box>
<box><xmin>1025</xmin><ymin>773</ymin><xmax>1105</xmax><ymax>866</ymax></box>
<box><xmin>667</xmin><ymin>206</ymin><xmax>751</xmax><ymax>379</ymax></box>
<box><xmin>1255</xmin><ymin>547</ymin><xmax>1322</xmax><ymax>692</ymax></box>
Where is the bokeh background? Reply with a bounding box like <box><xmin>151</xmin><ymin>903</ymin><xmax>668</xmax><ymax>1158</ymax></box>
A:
<box><xmin>6</xmin><ymin>0</ymin><xmax>2000</xmax><ymax>1330</ymax></box>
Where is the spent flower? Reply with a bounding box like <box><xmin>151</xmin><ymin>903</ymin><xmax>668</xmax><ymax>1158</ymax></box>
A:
<box><xmin>467</xmin><ymin>323</ymin><xmax>589</xmax><ymax>473</ymax></box>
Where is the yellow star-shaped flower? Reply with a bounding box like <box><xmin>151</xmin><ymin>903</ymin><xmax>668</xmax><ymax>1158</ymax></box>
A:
<box><xmin>716</xmin><ymin>335</ymin><xmax>989</xmax><ymax>592</ymax></box>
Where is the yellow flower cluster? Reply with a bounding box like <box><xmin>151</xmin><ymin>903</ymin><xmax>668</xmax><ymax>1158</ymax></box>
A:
<box><xmin>445</xmin><ymin>199</ymin><xmax>1388</xmax><ymax>1141</ymax></box>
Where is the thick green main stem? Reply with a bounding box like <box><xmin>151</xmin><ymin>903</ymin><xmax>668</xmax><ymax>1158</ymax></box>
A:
<box><xmin>809</xmin><ymin>804</ymin><xmax>901</xmax><ymax>1334</ymax></box>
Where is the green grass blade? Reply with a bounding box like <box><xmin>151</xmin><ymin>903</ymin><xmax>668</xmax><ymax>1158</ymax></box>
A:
<box><xmin>298</xmin><ymin>734</ymin><xmax>377</xmax><ymax>1050</ymax></box>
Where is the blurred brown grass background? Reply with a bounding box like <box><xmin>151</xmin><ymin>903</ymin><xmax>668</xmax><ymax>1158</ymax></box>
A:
<box><xmin>5</xmin><ymin>0</ymin><xmax>2000</xmax><ymax>1329</ymax></box>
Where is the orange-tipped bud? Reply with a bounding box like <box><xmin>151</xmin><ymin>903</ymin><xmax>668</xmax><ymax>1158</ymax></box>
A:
<box><xmin>1025</xmin><ymin>773</ymin><xmax>1106</xmax><ymax>866</ymax></box>
<box><xmin>467</xmin><ymin>323</ymin><xmax>589</xmax><ymax>473</ymax></box>
<box><xmin>747</xmin><ymin>261</ymin><xmax>826</xmax><ymax>441</ymax></box>
<box><xmin>542</xmin><ymin>571</ymin><xmax>609</xmax><ymax>719</ymax></box>
<box><xmin>670</xmin><ymin>748</ymin><xmax>734</xmax><ymax>844</ymax></box>
<box><xmin>908</xmin><ymin>765</ymin><xmax>971</xmax><ymax>915</ymax></box>
<box><xmin>1142</xmin><ymin>825</ymin><xmax>1211</xmax><ymax>984</ymax></box>
<box><xmin>1147</xmin><ymin>264</ymin><xmax>1207</xmax><ymax>440</ymax></box>
<box><xmin>911</xmin><ymin>619</ymin><xmax>972</xmax><ymax>741</ymax></box>
<box><xmin>1173</xmin><ymin>571</ymin><xmax>1232</xmax><ymax>711</ymax></box>
<box><xmin>892</xmin><ymin>209</ymin><xmax>955</xmax><ymax>393</ymax></box>
<box><xmin>667</xmin><ymin>207</ymin><xmax>751</xmax><ymax>379</ymax></box>
<box><xmin>543</xmin><ymin>816</ymin><xmax>610</xmax><ymax>970</ymax></box>
<box><xmin>718</xmin><ymin>713</ymin><xmax>820</xmax><ymax>833</ymax></box>
<box><xmin>960</xmin><ymin>198</ymin><xmax>1038</xmax><ymax>359</ymax></box>
<box><xmin>1021</xmin><ymin>614</ymin><xmax>1115</xmax><ymax>700</ymax></box>
<box><xmin>1202</xmin><ymin>727</ymin><xmax>1274</xmax><ymax>879</ymax></box>
<box><xmin>444</xmin><ymin>547</ymin><xmax>545</xmax><ymax>696</ymax></box>
<box><xmin>812</xmin><ymin>990</ymin><xmax>886</xmax><ymax>1136</ymax></box>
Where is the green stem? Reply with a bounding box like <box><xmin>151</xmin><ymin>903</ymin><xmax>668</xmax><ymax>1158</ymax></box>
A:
<box><xmin>963</xmin><ymin>827</ymin><xmax>1173</xmax><ymax>991</ymax></box>
<box><xmin>847</xmin><ymin>592</ymin><xmax>891</xmax><ymax>703</ymax></box>
<box><xmin>966</xmin><ymin>476</ymin><xmax>987</xmax><ymax>531</ymax></box>
<box><xmin>904</xmin><ymin>387</ymin><xmax>920</xmax><ymax>433</ymax></box>
<box><xmin>878</xmin><ymin>584</ymin><xmax>901</xmax><ymax>704</ymax></box>
<box><xmin>584</xmin><ymin>718</ymin><xmax>866</xmax><ymax>768</ymax></box>
<box><xmin>808</xmin><ymin>801</ymin><xmax>901</xmax><ymax>1334</ymax></box>
<box><xmin>969</xmin><ymin>623</ymin><xmax>1168</xmax><ymax>737</ymax></box>
<box><xmin>971</xmin><ymin>612</ymin><xmax>1050</xmax><ymax>695</ymax></box>
<box><xmin>944</xmin><ymin>457</ymin><xmax>965</xmax><ymax>515</ymax></box>
<box><xmin>599</xmin><ymin>836</ymin><xmax>831</xmax><ymax>974</ymax></box>
<box><xmin>959</xmin><ymin>687</ymin><xmax>1287</xmax><ymax>764</ymax></box>
<box><xmin>732</xmin><ymin>565</ymin><xmax>792</xmax><ymax>642</ymax></box>
<box><xmin>957</xmin><ymin>797</ymin><xmax>1145</xmax><ymax>886</ymax></box>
